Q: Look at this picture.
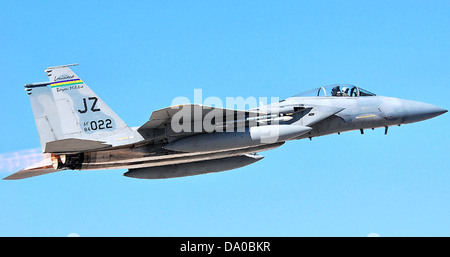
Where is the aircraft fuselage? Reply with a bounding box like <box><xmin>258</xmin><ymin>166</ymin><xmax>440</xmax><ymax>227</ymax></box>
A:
<box><xmin>70</xmin><ymin>95</ymin><xmax>446</xmax><ymax>176</ymax></box>
<box><xmin>5</xmin><ymin>65</ymin><xmax>446</xmax><ymax>180</ymax></box>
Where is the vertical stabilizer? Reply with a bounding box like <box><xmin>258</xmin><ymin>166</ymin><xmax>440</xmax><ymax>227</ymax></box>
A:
<box><xmin>26</xmin><ymin>64</ymin><xmax>142</xmax><ymax>153</ymax></box>
<box><xmin>25</xmin><ymin>83</ymin><xmax>63</xmax><ymax>150</ymax></box>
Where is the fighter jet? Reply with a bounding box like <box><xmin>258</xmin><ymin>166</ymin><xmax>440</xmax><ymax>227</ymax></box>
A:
<box><xmin>4</xmin><ymin>64</ymin><xmax>447</xmax><ymax>180</ymax></box>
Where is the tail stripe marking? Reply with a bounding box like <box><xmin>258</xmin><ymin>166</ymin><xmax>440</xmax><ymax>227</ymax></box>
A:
<box><xmin>50</xmin><ymin>79</ymin><xmax>83</xmax><ymax>88</ymax></box>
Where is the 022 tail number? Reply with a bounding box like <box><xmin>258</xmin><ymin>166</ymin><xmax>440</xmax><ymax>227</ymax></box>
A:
<box><xmin>83</xmin><ymin>119</ymin><xmax>112</xmax><ymax>132</ymax></box>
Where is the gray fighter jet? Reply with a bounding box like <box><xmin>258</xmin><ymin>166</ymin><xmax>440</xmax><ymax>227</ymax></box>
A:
<box><xmin>4</xmin><ymin>64</ymin><xmax>447</xmax><ymax>180</ymax></box>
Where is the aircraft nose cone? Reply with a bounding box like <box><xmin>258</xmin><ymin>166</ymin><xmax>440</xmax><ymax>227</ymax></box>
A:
<box><xmin>402</xmin><ymin>100</ymin><xmax>447</xmax><ymax>123</ymax></box>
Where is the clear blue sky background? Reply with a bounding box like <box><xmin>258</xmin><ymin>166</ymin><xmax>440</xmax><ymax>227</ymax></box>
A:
<box><xmin>1</xmin><ymin>0</ymin><xmax>449</xmax><ymax>236</ymax></box>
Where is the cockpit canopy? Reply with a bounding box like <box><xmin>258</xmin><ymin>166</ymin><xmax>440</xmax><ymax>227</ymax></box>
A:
<box><xmin>294</xmin><ymin>85</ymin><xmax>376</xmax><ymax>97</ymax></box>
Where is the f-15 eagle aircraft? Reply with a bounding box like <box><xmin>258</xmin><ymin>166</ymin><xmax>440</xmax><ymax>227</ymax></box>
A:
<box><xmin>4</xmin><ymin>64</ymin><xmax>447</xmax><ymax>180</ymax></box>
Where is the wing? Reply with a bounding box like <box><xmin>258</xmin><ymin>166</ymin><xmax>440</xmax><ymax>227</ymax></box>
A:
<box><xmin>138</xmin><ymin>104</ymin><xmax>255</xmax><ymax>130</ymax></box>
<box><xmin>137</xmin><ymin>104</ymin><xmax>259</xmax><ymax>142</ymax></box>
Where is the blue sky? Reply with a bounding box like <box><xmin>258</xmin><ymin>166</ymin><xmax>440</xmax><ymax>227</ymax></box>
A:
<box><xmin>0</xmin><ymin>0</ymin><xmax>449</xmax><ymax>236</ymax></box>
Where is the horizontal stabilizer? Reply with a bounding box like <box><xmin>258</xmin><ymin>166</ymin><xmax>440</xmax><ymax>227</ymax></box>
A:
<box><xmin>3</xmin><ymin>158</ymin><xmax>62</xmax><ymax>180</ymax></box>
<box><xmin>45</xmin><ymin>138</ymin><xmax>112</xmax><ymax>153</ymax></box>
<box><xmin>3</xmin><ymin>167</ymin><xmax>60</xmax><ymax>180</ymax></box>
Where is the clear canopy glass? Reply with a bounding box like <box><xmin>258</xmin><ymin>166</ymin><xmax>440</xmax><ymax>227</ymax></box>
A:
<box><xmin>293</xmin><ymin>84</ymin><xmax>376</xmax><ymax>97</ymax></box>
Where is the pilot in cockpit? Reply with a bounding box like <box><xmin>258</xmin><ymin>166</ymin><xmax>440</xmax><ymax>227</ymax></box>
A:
<box><xmin>331</xmin><ymin>86</ymin><xmax>342</xmax><ymax>96</ymax></box>
<box><xmin>342</xmin><ymin>87</ymin><xmax>349</xmax><ymax>96</ymax></box>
